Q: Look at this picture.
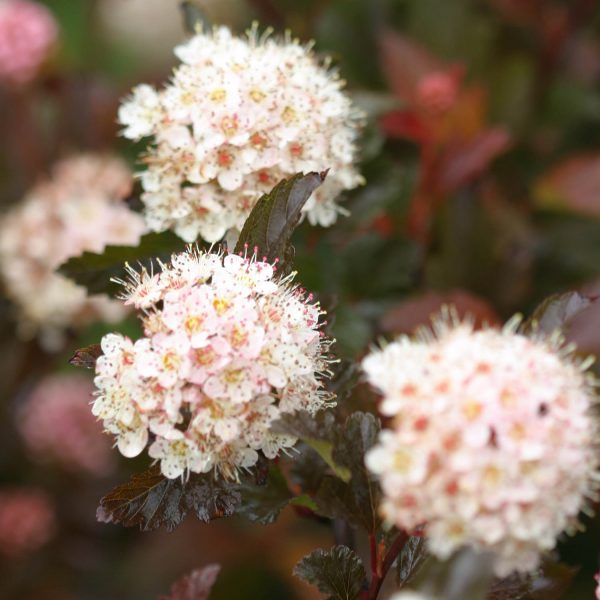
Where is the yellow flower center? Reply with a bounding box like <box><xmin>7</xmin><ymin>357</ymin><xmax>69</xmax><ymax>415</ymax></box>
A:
<box><xmin>282</xmin><ymin>106</ymin><xmax>297</xmax><ymax>123</ymax></box>
<box><xmin>210</xmin><ymin>89</ymin><xmax>226</xmax><ymax>102</ymax></box>
<box><xmin>185</xmin><ymin>315</ymin><xmax>203</xmax><ymax>334</ymax></box>
<box><xmin>213</xmin><ymin>298</ymin><xmax>231</xmax><ymax>315</ymax></box>
<box><xmin>249</xmin><ymin>89</ymin><xmax>265</xmax><ymax>102</ymax></box>
<box><xmin>162</xmin><ymin>351</ymin><xmax>181</xmax><ymax>371</ymax></box>
<box><xmin>224</xmin><ymin>369</ymin><xmax>243</xmax><ymax>384</ymax></box>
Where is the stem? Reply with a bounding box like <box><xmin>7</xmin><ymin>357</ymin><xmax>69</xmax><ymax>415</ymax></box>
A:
<box><xmin>367</xmin><ymin>530</ymin><xmax>409</xmax><ymax>600</ymax></box>
<box><xmin>369</xmin><ymin>533</ymin><xmax>378</xmax><ymax>581</ymax></box>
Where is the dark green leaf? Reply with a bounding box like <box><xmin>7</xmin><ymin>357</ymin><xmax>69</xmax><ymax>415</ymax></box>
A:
<box><xmin>525</xmin><ymin>291</ymin><xmax>595</xmax><ymax>335</ymax></box>
<box><xmin>293</xmin><ymin>545</ymin><xmax>367</xmax><ymax>600</ymax></box>
<box><xmin>238</xmin><ymin>466</ymin><xmax>292</xmax><ymax>525</ymax></box>
<box><xmin>58</xmin><ymin>231</ymin><xmax>185</xmax><ymax>297</ymax></box>
<box><xmin>234</xmin><ymin>172</ymin><xmax>327</xmax><ymax>270</ymax></box>
<box><xmin>486</xmin><ymin>559</ymin><xmax>577</xmax><ymax>600</ymax></box>
<box><xmin>331</xmin><ymin>412</ymin><xmax>381</xmax><ymax>532</ymax></box>
<box><xmin>180</xmin><ymin>1</ymin><xmax>211</xmax><ymax>34</ymax></box>
<box><xmin>396</xmin><ymin>535</ymin><xmax>429</xmax><ymax>587</ymax></box>
<box><xmin>69</xmin><ymin>343</ymin><xmax>102</xmax><ymax>369</ymax></box>
<box><xmin>159</xmin><ymin>564</ymin><xmax>221</xmax><ymax>600</ymax></box>
<box><xmin>97</xmin><ymin>465</ymin><xmax>241</xmax><ymax>531</ymax></box>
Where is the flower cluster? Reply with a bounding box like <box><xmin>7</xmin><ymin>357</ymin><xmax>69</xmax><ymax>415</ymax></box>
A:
<box><xmin>18</xmin><ymin>374</ymin><xmax>114</xmax><ymax>476</ymax></box>
<box><xmin>0</xmin><ymin>154</ymin><xmax>147</xmax><ymax>349</ymax></box>
<box><xmin>93</xmin><ymin>247</ymin><xmax>334</xmax><ymax>479</ymax></box>
<box><xmin>0</xmin><ymin>488</ymin><xmax>55</xmax><ymax>557</ymax></box>
<box><xmin>363</xmin><ymin>313</ymin><xmax>599</xmax><ymax>576</ymax></box>
<box><xmin>118</xmin><ymin>26</ymin><xmax>363</xmax><ymax>243</ymax></box>
<box><xmin>0</xmin><ymin>0</ymin><xmax>57</xmax><ymax>85</ymax></box>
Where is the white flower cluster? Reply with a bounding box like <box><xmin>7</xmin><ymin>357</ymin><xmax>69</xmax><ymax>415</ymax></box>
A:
<box><xmin>93</xmin><ymin>247</ymin><xmax>334</xmax><ymax>479</ymax></box>
<box><xmin>118</xmin><ymin>26</ymin><xmax>363</xmax><ymax>243</ymax></box>
<box><xmin>0</xmin><ymin>154</ymin><xmax>147</xmax><ymax>349</ymax></box>
<box><xmin>363</xmin><ymin>314</ymin><xmax>599</xmax><ymax>576</ymax></box>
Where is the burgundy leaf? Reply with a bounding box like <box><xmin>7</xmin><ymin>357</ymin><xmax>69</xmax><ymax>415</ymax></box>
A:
<box><xmin>97</xmin><ymin>466</ymin><xmax>241</xmax><ymax>532</ymax></box>
<box><xmin>378</xmin><ymin>29</ymin><xmax>444</xmax><ymax>103</ymax></box>
<box><xmin>379</xmin><ymin>110</ymin><xmax>430</xmax><ymax>143</ymax></box>
<box><xmin>380</xmin><ymin>290</ymin><xmax>500</xmax><ymax>335</ymax></box>
<box><xmin>438</xmin><ymin>128</ymin><xmax>511</xmax><ymax>194</ymax></box>
<box><xmin>159</xmin><ymin>564</ymin><xmax>221</xmax><ymax>600</ymax></box>
<box><xmin>536</xmin><ymin>153</ymin><xmax>600</xmax><ymax>216</ymax></box>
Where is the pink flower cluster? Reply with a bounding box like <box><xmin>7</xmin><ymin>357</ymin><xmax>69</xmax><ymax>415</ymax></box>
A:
<box><xmin>0</xmin><ymin>488</ymin><xmax>55</xmax><ymax>557</ymax></box>
<box><xmin>363</xmin><ymin>313</ymin><xmax>599</xmax><ymax>576</ymax></box>
<box><xmin>0</xmin><ymin>0</ymin><xmax>57</xmax><ymax>85</ymax></box>
<box><xmin>0</xmin><ymin>154</ymin><xmax>147</xmax><ymax>349</ymax></box>
<box><xmin>93</xmin><ymin>247</ymin><xmax>334</xmax><ymax>479</ymax></box>
<box><xmin>18</xmin><ymin>374</ymin><xmax>114</xmax><ymax>476</ymax></box>
<box><xmin>118</xmin><ymin>26</ymin><xmax>363</xmax><ymax>243</ymax></box>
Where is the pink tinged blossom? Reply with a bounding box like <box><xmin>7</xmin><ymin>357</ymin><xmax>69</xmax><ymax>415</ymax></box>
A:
<box><xmin>18</xmin><ymin>374</ymin><xmax>114</xmax><ymax>476</ymax></box>
<box><xmin>93</xmin><ymin>247</ymin><xmax>334</xmax><ymax>479</ymax></box>
<box><xmin>118</xmin><ymin>26</ymin><xmax>364</xmax><ymax>244</ymax></box>
<box><xmin>363</xmin><ymin>312</ymin><xmax>600</xmax><ymax>577</ymax></box>
<box><xmin>0</xmin><ymin>489</ymin><xmax>55</xmax><ymax>557</ymax></box>
<box><xmin>135</xmin><ymin>332</ymin><xmax>191</xmax><ymax>388</ymax></box>
<box><xmin>0</xmin><ymin>0</ymin><xmax>58</xmax><ymax>86</ymax></box>
<box><xmin>161</xmin><ymin>286</ymin><xmax>219</xmax><ymax>347</ymax></box>
<box><xmin>595</xmin><ymin>573</ymin><xmax>600</xmax><ymax>600</ymax></box>
<box><xmin>0</xmin><ymin>155</ymin><xmax>146</xmax><ymax>350</ymax></box>
<box><xmin>204</xmin><ymin>360</ymin><xmax>265</xmax><ymax>404</ymax></box>
<box><xmin>188</xmin><ymin>343</ymin><xmax>231</xmax><ymax>385</ymax></box>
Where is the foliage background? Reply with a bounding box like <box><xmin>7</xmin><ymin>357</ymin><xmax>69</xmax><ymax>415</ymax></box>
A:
<box><xmin>0</xmin><ymin>0</ymin><xmax>599</xmax><ymax>598</ymax></box>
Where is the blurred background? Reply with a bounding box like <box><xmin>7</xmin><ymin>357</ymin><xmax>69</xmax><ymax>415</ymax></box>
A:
<box><xmin>0</xmin><ymin>0</ymin><xmax>599</xmax><ymax>598</ymax></box>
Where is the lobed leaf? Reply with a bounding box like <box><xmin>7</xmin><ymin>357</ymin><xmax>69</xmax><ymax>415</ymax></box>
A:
<box><xmin>271</xmin><ymin>409</ymin><xmax>339</xmax><ymax>443</ymax></box>
<box><xmin>289</xmin><ymin>443</ymin><xmax>330</xmax><ymax>496</ymax></box>
<box><xmin>97</xmin><ymin>466</ymin><xmax>241</xmax><ymax>532</ymax></box>
<box><xmin>159</xmin><ymin>564</ymin><xmax>221</xmax><ymax>600</ymax></box>
<box><xmin>58</xmin><ymin>231</ymin><xmax>185</xmax><ymax>297</ymax></box>
<box><xmin>237</xmin><ymin>466</ymin><xmax>293</xmax><ymax>525</ymax></box>
<box><xmin>293</xmin><ymin>545</ymin><xmax>367</xmax><ymax>600</ymax></box>
<box><xmin>396</xmin><ymin>535</ymin><xmax>429</xmax><ymax>587</ymax></box>
<box><xmin>234</xmin><ymin>172</ymin><xmax>327</xmax><ymax>271</ymax></box>
<box><xmin>331</xmin><ymin>412</ymin><xmax>381</xmax><ymax>532</ymax></box>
